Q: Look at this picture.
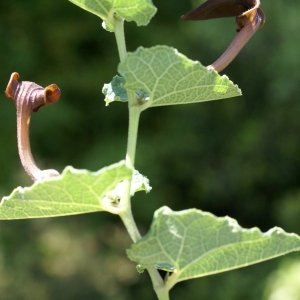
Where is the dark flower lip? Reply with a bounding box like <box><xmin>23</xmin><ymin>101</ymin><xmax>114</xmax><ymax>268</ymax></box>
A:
<box><xmin>181</xmin><ymin>0</ymin><xmax>259</xmax><ymax>21</ymax></box>
<box><xmin>181</xmin><ymin>0</ymin><xmax>265</xmax><ymax>72</ymax></box>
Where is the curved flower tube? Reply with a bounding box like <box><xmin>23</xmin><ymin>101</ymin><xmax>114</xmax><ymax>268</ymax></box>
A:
<box><xmin>182</xmin><ymin>0</ymin><xmax>265</xmax><ymax>72</ymax></box>
<box><xmin>5</xmin><ymin>72</ymin><xmax>61</xmax><ymax>182</ymax></box>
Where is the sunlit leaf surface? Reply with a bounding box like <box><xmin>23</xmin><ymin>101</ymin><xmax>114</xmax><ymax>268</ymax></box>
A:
<box><xmin>69</xmin><ymin>0</ymin><xmax>156</xmax><ymax>31</ymax></box>
<box><xmin>127</xmin><ymin>206</ymin><xmax>300</xmax><ymax>287</ymax></box>
<box><xmin>0</xmin><ymin>161</ymin><xmax>132</xmax><ymax>219</ymax></box>
<box><xmin>118</xmin><ymin>46</ymin><xmax>242</xmax><ymax>108</ymax></box>
<box><xmin>102</xmin><ymin>75</ymin><xmax>149</xmax><ymax>105</ymax></box>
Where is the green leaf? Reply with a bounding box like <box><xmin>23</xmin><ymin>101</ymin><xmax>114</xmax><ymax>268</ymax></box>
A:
<box><xmin>102</xmin><ymin>75</ymin><xmax>149</xmax><ymax>106</ymax></box>
<box><xmin>0</xmin><ymin>161</ymin><xmax>132</xmax><ymax>219</ymax></box>
<box><xmin>155</xmin><ymin>262</ymin><xmax>176</xmax><ymax>272</ymax></box>
<box><xmin>103</xmin><ymin>75</ymin><xmax>128</xmax><ymax>105</ymax></box>
<box><xmin>69</xmin><ymin>0</ymin><xmax>157</xmax><ymax>32</ymax></box>
<box><xmin>118</xmin><ymin>46</ymin><xmax>242</xmax><ymax>109</ymax></box>
<box><xmin>127</xmin><ymin>206</ymin><xmax>300</xmax><ymax>289</ymax></box>
<box><xmin>131</xmin><ymin>170</ymin><xmax>152</xmax><ymax>194</ymax></box>
<box><xmin>102</xmin><ymin>169</ymin><xmax>151</xmax><ymax>201</ymax></box>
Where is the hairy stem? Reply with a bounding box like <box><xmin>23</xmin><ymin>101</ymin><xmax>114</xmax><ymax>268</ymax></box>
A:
<box><xmin>113</xmin><ymin>19</ymin><xmax>169</xmax><ymax>300</ymax></box>
<box><xmin>120</xmin><ymin>105</ymin><xmax>141</xmax><ymax>242</ymax></box>
<box><xmin>149</xmin><ymin>270</ymin><xmax>170</xmax><ymax>300</ymax></box>
<box><xmin>114</xmin><ymin>15</ymin><xmax>127</xmax><ymax>63</ymax></box>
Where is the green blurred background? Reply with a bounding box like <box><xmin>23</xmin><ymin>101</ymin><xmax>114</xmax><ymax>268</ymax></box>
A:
<box><xmin>1</xmin><ymin>0</ymin><xmax>300</xmax><ymax>299</ymax></box>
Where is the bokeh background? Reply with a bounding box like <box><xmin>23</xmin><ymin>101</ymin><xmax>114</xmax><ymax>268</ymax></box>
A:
<box><xmin>1</xmin><ymin>0</ymin><xmax>300</xmax><ymax>299</ymax></box>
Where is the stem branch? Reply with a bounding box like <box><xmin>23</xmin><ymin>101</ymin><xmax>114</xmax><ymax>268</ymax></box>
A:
<box><xmin>113</xmin><ymin>18</ymin><xmax>169</xmax><ymax>300</ymax></box>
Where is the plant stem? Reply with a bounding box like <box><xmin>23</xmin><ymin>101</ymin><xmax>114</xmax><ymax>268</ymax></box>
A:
<box><xmin>119</xmin><ymin>105</ymin><xmax>141</xmax><ymax>242</ymax></box>
<box><xmin>114</xmin><ymin>16</ymin><xmax>127</xmax><ymax>63</ymax></box>
<box><xmin>149</xmin><ymin>269</ymin><xmax>170</xmax><ymax>300</ymax></box>
<box><xmin>113</xmin><ymin>12</ymin><xmax>141</xmax><ymax>243</ymax></box>
<box><xmin>113</xmin><ymin>17</ymin><xmax>169</xmax><ymax>300</ymax></box>
<box><xmin>125</xmin><ymin>104</ymin><xmax>140</xmax><ymax>166</ymax></box>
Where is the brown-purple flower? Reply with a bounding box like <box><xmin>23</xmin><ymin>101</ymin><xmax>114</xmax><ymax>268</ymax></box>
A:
<box><xmin>182</xmin><ymin>0</ymin><xmax>265</xmax><ymax>72</ymax></box>
<box><xmin>5</xmin><ymin>72</ymin><xmax>61</xmax><ymax>182</ymax></box>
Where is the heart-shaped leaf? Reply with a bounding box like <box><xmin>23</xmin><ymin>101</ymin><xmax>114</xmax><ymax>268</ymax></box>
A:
<box><xmin>0</xmin><ymin>161</ymin><xmax>132</xmax><ymax>219</ymax></box>
<box><xmin>118</xmin><ymin>46</ymin><xmax>242</xmax><ymax>109</ymax></box>
<box><xmin>127</xmin><ymin>206</ymin><xmax>300</xmax><ymax>289</ymax></box>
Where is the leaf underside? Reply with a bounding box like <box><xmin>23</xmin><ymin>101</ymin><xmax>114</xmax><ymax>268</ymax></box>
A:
<box><xmin>118</xmin><ymin>45</ymin><xmax>242</xmax><ymax>108</ymax></box>
<box><xmin>69</xmin><ymin>0</ymin><xmax>157</xmax><ymax>32</ymax></box>
<box><xmin>0</xmin><ymin>161</ymin><xmax>132</xmax><ymax>219</ymax></box>
<box><xmin>102</xmin><ymin>75</ymin><xmax>149</xmax><ymax>105</ymax></box>
<box><xmin>127</xmin><ymin>206</ymin><xmax>300</xmax><ymax>286</ymax></box>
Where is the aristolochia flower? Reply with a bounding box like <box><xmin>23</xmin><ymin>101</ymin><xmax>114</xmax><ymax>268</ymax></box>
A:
<box><xmin>182</xmin><ymin>0</ymin><xmax>265</xmax><ymax>72</ymax></box>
